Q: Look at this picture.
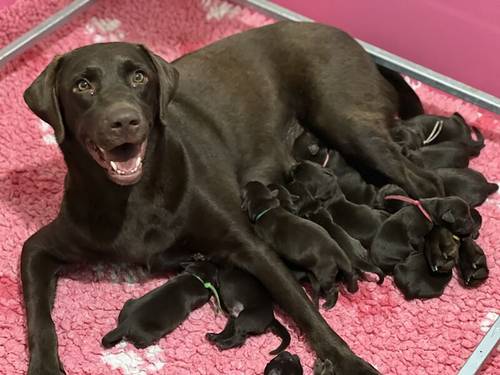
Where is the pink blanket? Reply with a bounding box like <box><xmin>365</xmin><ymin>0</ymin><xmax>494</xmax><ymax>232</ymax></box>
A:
<box><xmin>0</xmin><ymin>1</ymin><xmax>498</xmax><ymax>374</ymax></box>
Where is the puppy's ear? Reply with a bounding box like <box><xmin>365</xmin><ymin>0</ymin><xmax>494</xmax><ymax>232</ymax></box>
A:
<box><xmin>23</xmin><ymin>56</ymin><xmax>65</xmax><ymax>143</ymax></box>
<box><xmin>270</xmin><ymin>189</ymin><xmax>279</xmax><ymax>199</ymax></box>
<box><xmin>441</xmin><ymin>210</ymin><xmax>456</xmax><ymax>224</ymax></box>
<box><xmin>139</xmin><ymin>45</ymin><xmax>179</xmax><ymax>125</ymax></box>
<box><xmin>452</xmin><ymin>112</ymin><xmax>466</xmax><ymax>122</ymax></box>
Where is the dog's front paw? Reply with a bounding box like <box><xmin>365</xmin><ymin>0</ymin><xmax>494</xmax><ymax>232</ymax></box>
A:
<box><xmin>314</xmin><ymin>358</ymin><xmax>335</xmax><ymax>374</ymax></box>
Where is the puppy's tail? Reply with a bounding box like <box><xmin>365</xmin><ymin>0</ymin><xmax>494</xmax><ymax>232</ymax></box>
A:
<box><xmin>268</xmin><ymin>319</ymin><xmax>291</xmax><ymax>355</ymax></box>
<box><xmin>377</xmin><ymin>64</ymin><xmax>424</xmax><ymax>119</ymax></box>
<box><xmin>466</xmin><ymin>126</ymin><xmax>485</xmax><ymax>156</ymax></box>
<box><xmin>102</xmin><ymin>325</ymin><xmax>127</xmax><ymax>348</ymax></box>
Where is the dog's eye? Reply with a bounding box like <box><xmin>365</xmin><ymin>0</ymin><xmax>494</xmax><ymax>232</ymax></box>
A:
<box><xmin>132</xmin><ymin>70</ymin><xmax>147</xmax><ymax>85</ymax></box>
<box><xmin>75</xmin><ymin>79</ymin><xmax>91</xmax><ymax>92</ymax></box>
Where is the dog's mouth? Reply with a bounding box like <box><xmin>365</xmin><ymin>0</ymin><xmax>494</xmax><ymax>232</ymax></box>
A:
<box><xmin>87</xmin><ymin>139</ymin><xmax>147</xmax><ymax>185</ymax></box>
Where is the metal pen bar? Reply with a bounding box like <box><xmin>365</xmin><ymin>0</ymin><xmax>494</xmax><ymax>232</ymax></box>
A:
<box><xmin>232</xmin><ymin>0</ymin><xmax>500</xmax><ymax>114</ymax></box>
<box><xmin>458</xmin><ymin>317</ymin><xmax>499</xmax><ymax>375</ymax></box>
<box><xmin>0</xmin><ymin>0</ymin><xmax>95</xmax><ymax>68</ymax></box>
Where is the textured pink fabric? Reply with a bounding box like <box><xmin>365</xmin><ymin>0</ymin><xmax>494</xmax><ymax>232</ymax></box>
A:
<box><xmin>0</xmin><ymin>1</ymin><xmax>498</xmax><ymax>374</ymax></box>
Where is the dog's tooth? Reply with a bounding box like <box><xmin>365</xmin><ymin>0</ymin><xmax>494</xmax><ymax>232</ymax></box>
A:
<box><xmin>110</xmin><ymin>161</ymin><xmax>118</xmax><ymax>172</ymax></box>
<box><xmin>135</xmin><ymin>157</ymin><xmax>142</xmax><ymax>168</ymax></box>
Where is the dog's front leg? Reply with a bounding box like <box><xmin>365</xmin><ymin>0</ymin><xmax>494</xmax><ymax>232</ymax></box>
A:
<box><xmin>229</xmin><ymin>237</ymin><xmax>379</xmax><ymax>375</ymax></box>
<box><xmin>21</xmin><ymin>225</ymin><xmax>66</xmax><ymax>375</ymax></box>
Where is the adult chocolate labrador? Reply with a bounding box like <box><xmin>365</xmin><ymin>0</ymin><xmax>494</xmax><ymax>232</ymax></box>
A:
<box><xmin>22</xmin><ymin>21</ymin><xmax>440</xmax><ymax>374</ymax></box>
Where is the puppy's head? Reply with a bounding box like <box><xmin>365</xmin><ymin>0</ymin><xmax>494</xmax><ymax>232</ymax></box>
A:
<box><xmin>292</xmin><ymin>130</ymin><xmax>328</xmax><ymax>164</ymax></box>
<box><xmin>241</xmin><ymin>181</ymin><xmax>280</xmax><ymax>222</ymax></box>
<box><xmin>264</xmin><ymin>351</ymin><xmax>303</xmax><ymax>375</ymax></box>
<box><xmin>423</xmin><ymin>197</ymin><xmax>474</xmax><ymax>237</ymax></box>
<box><xmin>24</xmin><ymin>43</ymin><xmax>178</xmax><ymax>186</ymax></box>
<box><xmin>184</xmin><ymin>261</ymin><xmax>218</xmax><ymax>286</ymax></box>
<box><xmin>290</xmin><ymin>161</ymin><xmax>340</xmax><ymax>203</ymax></box>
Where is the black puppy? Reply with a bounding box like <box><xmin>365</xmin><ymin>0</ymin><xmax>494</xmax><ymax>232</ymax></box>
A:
<box><xmin>264</xmin><ymin>351</ymin><xmax>303</xmax><ymax>375</ymax></box>
<box><xmin>393</xmin><ymin>249</ymin><xmax>453</xmax><ymax>299</ymax></box>
<box><xmin>102</xmin><ymin>261</ymin><xmax>218</xmax><ymax>349</ymax></box>
<box><xmin>407</xmin><ymin>139</ymin><xmax>485</xmax><ymax>169</ymax></box>
<box><xmin>207</xmin><ymin>266</ymin><xmax>290</xmax><ymax>354</ymax></box>
<box><xmin>436</xmin><ymin>168</ymin><xmax>498</xmax><ymax>207</ymax></box>
<box><xmin>291</xmin><ymin>161</ymin><xmax>389</xmax><ymax>248</ymax></box>
<box><xmin>458</xmin><ymin>237</ymin><xmax>489</xmax><ymax>287</ymax></box>
<box><xmin>391</xmin><ymin>113</ymin><xmax>484</xmax><ymax>151</ymax></box>
<box><xmin>286</xmin><ymin>180</ymin><xmax>385</xmax><ymax>288</ymax></box>
<box><xmin>292</xmin><ymin>131</ymin><xmax>406</xmax><ymax>209</ymax></box>
<box><xmin>423</xmin><ymin>226</ymin><xmax>460</xmax><ymax>273</ymax></box>
<box><xmin>370</xmin><ymin>196</ymin><xmax>474</xmax><ymax>274</ymax></box>
<box><xmin>241</xmin><ymin>181</ymin><xmax>355</xmax><ymax>308</ymax></box>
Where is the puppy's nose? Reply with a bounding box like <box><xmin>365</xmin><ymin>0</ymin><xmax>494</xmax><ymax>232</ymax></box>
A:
<box><xmin>108</xmin><ymin>108</ymin><xmax>141</xmax><ymax>130</ymax></box>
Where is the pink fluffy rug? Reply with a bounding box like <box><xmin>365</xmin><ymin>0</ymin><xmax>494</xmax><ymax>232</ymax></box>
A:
<box><xmin>0</xmin><ymin>0</ymin><xmax>498</xmax><ymax>374</ymax></box>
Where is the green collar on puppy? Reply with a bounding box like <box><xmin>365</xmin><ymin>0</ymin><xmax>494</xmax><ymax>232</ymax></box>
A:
<box><xmin>191</xmin><ymin>273</ymin><xmax>222</xmax><ymax>313</ymax></box>
<box><xmin>254</xmin><ymin>207</ymin><xmax>274</xmax><ymax>222</ymax></box>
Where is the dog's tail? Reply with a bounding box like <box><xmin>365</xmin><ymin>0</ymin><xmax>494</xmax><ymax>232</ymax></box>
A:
<box><xmin>268</xmin><ymin>319</ymin><xmax>291</xmax><ymax>355</ymax></box>
<box><xmin>102</xmin><ymin>324</ymin><xmax>127</xmax><ymax>348</ymax></box>
<box><xmin>377</xmin><ymin>64</ymin><xmax>424</xmax><ymax>119</ymax></box>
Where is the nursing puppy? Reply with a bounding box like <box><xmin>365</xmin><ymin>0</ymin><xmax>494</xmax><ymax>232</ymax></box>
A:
<box><xmin>391</xmin><ymin>113</ymin><xmax>484</xmax><ymax>151</ymax></box>
<box><xmin>458</xmin><ymin>237</ymin><xmax>489</xmax><ymax>287</ymax></box>
<box><xmin>102</xmin><ymin>261</ymin><xmax>217</xmax><ymax>349</ymax></box>
<box><xmin>292</xmin><ymin>131</ymin><xmax>406</xmax><ymax>209</ymax></box>
<box><xmin>290</xmin><ymin>161</ymin><xmax>389</xmax><ymax>248</ymax></box>
<box><xmin>370</xmin><ymin>196</ymin><xmax>474</xmax><ymax>274</ymax></box>
<box><xmin>207</xmin><ymin>266</ymin><xmax>290</xmax><ymax>354</ymax></box>
<box><xmin>407</xmin><ymin>141</ymin><xmax>482</xmax><ymax>169</ymax></box>
<box><xmin>436</xmin><ymin>168</ymin><xmax>498</xmax><ymax>207</ymax></box>
<box><xmin>241</xmin><ymin>181</ymin><xmax>355</xmax><ymax>308</ymax></box>
<box><xmin>286</xmin><ymin>180</ymin><xmax>385</xmax><ymax>288</ymax></box>
<box><xmin>393</xmin><ymin>249</ymin><xmax>453</xmax><ymax>299</ymax></box>
<box><xmin>264</xmin><ymin>351</ymin><xmax>303</xmax><ymax>375</ymax></box>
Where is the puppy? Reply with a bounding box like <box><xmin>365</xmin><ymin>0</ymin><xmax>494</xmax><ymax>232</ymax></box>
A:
<box><xmin>292</xmin><ymin>131</ymin><xmax>407</xmax><ymax>209</ymax></box>
<box><xmin>370</xmin><ymin>196</ymin><xmax>474</xmax><ymax>273</ymax></box>
<box><xmin>436</xmin><ymin>168</ymin><xmax>498</xmax><ymax>207</ymax></box>
<box><xmin>264</xmin><ymin>351</ymin><xmax>303</xmax><ymax>375</ymax></box>
<box><xmin>102</xmin><ymin>261</ymin><xmax>217</xmax><ymax>349</ymax></box>
<box><xmin>291</xmin><ymin>161</ymin><xmax>389</xmax><ymax>248</ymax></box>
<box><xmin>407</xmin><ymin>141</ymin><xmax>479</xmax><ymax>169</ymax></box>
<box><xmin>241</xmin><ymin>181</ymin><xmax>354</xmax><ymax>308</ymax></box>
<box><xmin>287</xmin><ymin>180</ymin><xmax>384</xmax><ymax>288</ymax></box>
<box><xmin>458</xmin><ymin>237</ymin><xmax>489</xmax><ymax>287</ymax></box>
<box><xmin>206</xmin><ymin>266</ymin><xmax>290</xmax><ymax>354</ymax></box>
<box><xmin>391</xmin><ymin>113</ymin><xmax>484</xmax><ymax>151</ymax></box>
<box><xmin>393</xmin><ymin>249</ymin><xmax>453</xmax><ymax>299</ymax></box>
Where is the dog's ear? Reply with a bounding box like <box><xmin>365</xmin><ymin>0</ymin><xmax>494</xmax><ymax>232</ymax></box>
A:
<box><xmin>441</xmin><ymin>210</ymin><xmax>456</xmax><ymax>224</ymax></box>
<box><xmin>23</xmin><ymin>56</ymin><xmax>65</xmax><ymax>143</ymax></box>
<box><xmin>139</xmin><ymin>45</ymin><xmax>179</xmax><ymax>125</ymax></box>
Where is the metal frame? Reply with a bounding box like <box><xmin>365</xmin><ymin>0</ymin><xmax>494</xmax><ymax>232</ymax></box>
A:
<box><xmin>231</xmin><ymin>0</ymin><xmax>500</xmax><ymax>114</ymax></box>
<box><xmin>0</xmin><ymin>0</ymin><xmax>95</xmax><ymax>67</ymax></box>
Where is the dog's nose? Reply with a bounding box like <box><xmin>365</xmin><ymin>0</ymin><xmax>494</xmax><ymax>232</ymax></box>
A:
<box><xmin>108</xmin><ymin>108</ymin><xmax>141</xmax><ymax>130</ymax></box>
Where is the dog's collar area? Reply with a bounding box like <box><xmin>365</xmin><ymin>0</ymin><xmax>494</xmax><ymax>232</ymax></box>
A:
<box><xmin>322</xmin><ymin>152</ymin><xmax>330</xmax><ymax>168</ymax></box>
<box><xmin>384</xmin><ymin>194</ymin><xmax>433</xmax><ymax>223</ymax></box>
<box><xmin>190</xmin><ymin>273</ymin><xmax>222</xmax><ymax>313</ymax></box>
<box><xmin>254</xmin><ymin>207</ymin><xmax>275</xmax><ymax>222</ymax></box>
<box><xmin>422</xmin><ymin>120</ymin><xmax>444</xmax><ymax>145</ymax></box>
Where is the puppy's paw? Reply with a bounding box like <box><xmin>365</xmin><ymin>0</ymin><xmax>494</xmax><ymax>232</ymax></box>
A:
<box><xmin>322</xmin><ymin>287</ymin><xmax>338</xmax><ymax>310</ymax></box>
<box><xmin>314</xmin><ymin>358</ymin><xmax>334</xmax><ymax>375</ymax></box>
<box><xmin>425</xmin><ymin>227</ymin><xmax>459</xmax><ymax>273</ymax></box>
<box><xmin>458</xmin><ymin>238</ymin><xmax>489</xmax><ymax>287</ymax></box>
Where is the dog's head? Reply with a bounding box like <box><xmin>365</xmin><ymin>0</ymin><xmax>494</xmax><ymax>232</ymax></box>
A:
<box><xmin>240</xmin><ymin>181</ymin><xmax>280</xmax><ymax>222</ymax></box>
<box><xmin>423</xmin><ymin>196</ymin><xmax>474</xmax><ymax>237</ymax></box>
<box><xmin>24</xmin><ymin>42</ymin><xmax>178</xmax><ymax>186</ymax></box>
<box><xmin>264</xmin><ymin>351</ymin><xmax>303</xmax><ymax>375</ymax></box>
<box><xmin>290</xmin><ymin>161</ymin><xmax>341</xmax><ymax>204</ymax></box>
